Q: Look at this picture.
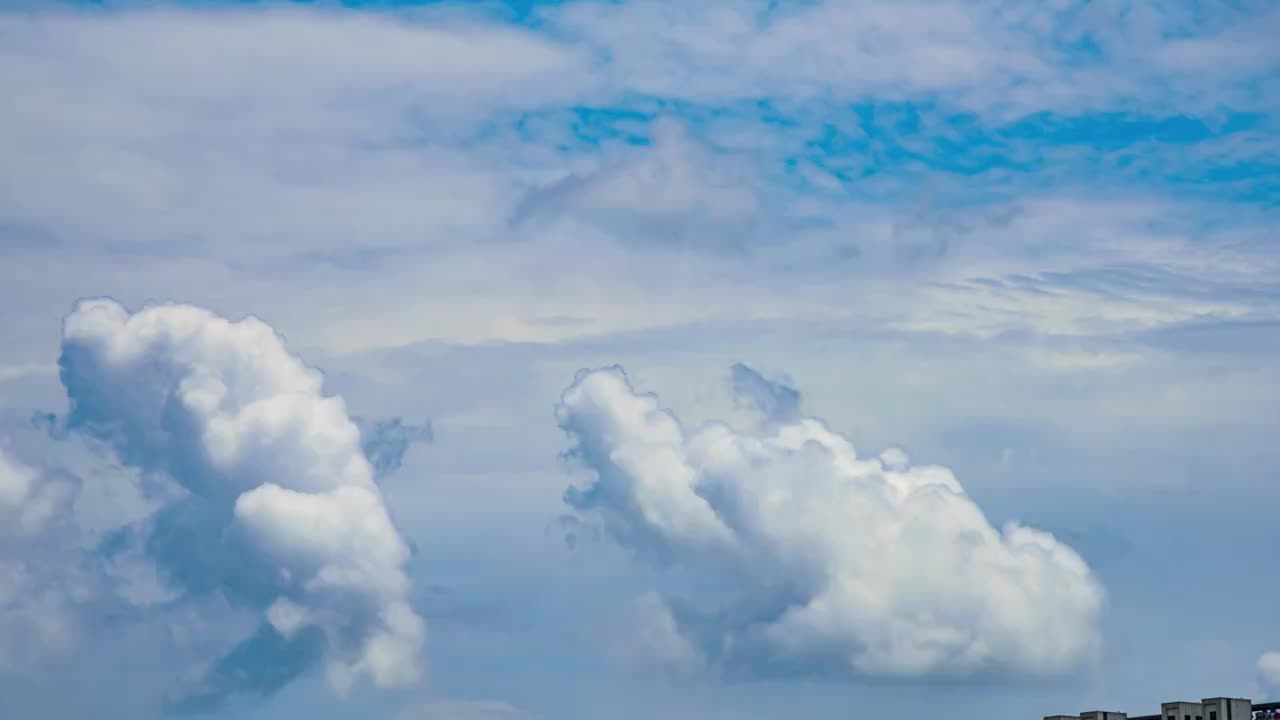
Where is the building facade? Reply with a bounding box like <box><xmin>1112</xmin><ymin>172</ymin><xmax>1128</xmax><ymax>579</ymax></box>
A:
<box><xmin>1045</xmin><ymin>697</ymin><xmax>1280</xmax><ymax>720</ymax></box>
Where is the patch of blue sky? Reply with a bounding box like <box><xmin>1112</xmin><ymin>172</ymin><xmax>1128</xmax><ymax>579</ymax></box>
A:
<box><xmin>538</xmin><ymin>105</ymin><xmax>655</xmax><ymax>149</ymax></box>
<box><xmin>838</xmin><ymin>103</ymin><xmax>1029</xmax><ymax>175</ymax></box>
<box><xmin>327</xmin><ymin>0</ymin><xmax>582</xmax><ymax>25</ymax></box>
<box><xmin>1189</xmin><ymin>163</ymin><xmax>1280</xmax><ymax>204</ymax></box>
<box><xmin>998</xmin><ymin>111</ymin><xmax>1264</xmax><ymax>150</ymax></box>
<box><xmin>477</xmin><ymin>96</ymin><xmax>806</xmax><ymax>161</ymax></box>
<box><xmin>454</xmin><ymin>105</ymin><xmax>652</xmax><ymax>161</ymax></box>
<box><xmin>784</xmin><ymin>105</ymin><xmax>1277</xmax><ymax>204</ymax></box>
<box><xmin>496</xmin><ymin>91</ymin><xmax>1276</xmax><ymax>205</ymax></box>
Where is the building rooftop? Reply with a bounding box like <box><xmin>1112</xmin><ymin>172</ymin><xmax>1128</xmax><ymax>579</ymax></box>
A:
<box><xmin>1046</xmin><ymin>697</ymin><xmax>1280</xmax><ymax>720</ymax></box>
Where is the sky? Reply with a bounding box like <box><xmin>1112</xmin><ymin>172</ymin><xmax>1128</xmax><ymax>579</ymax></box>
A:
<box><xmin>0</xmin><ymin>1</ymin><xmax>1278</xmax><ymax>719</ymax></box>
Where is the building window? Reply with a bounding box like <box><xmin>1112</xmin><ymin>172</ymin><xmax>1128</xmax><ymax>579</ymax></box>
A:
<box><xmin>1211</xmin><ymin>711</ymin><xmax>1218</xmax><ymax>720</ymax></box>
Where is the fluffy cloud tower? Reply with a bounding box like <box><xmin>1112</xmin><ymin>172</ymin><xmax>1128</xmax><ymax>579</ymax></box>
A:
<box><xmin>556</xmin><ymin>364</ymin><xmax>1104</xmax><ymax>678</ymax></box>
<box><xmin>57</xmin><ymin>299</ymin><xmax>423</xmax><ymax>705</ymax></box>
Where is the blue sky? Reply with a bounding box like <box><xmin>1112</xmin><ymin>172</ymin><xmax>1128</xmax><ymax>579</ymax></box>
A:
<box><xmin>0</xmin><ymin>1</ymin><xmax>1278</xmax><ymax>719</ymax></box>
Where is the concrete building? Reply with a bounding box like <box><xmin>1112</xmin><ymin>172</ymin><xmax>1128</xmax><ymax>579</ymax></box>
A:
<box><xmin>1200</xmin><ymin>698</ymin><xmax>1253</xmax><ymax>720</ymax></box>
<box><xmin>1046</xmin><ymin>697</ymin><xmax>1279</xmax><ymax>720</ymax></box>
<box><xmin>1161</xmin><ymin>701</ymin><xmax>1205</xmax><ymax>720</ymax></box>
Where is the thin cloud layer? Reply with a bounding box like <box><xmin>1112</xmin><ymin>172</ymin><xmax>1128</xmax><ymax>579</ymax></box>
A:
<box><xmin>1</xmin><ymin>3</ymin><xmax>1276</xmax><ymax>360</ymax></box>
<box><xmin>555</xmin><ymin>364</ymin><xmax>1103</xmax><ymax>679</ymax></box>
<box><xmin>57</xmin><ymin>298</ymin><xmax>423</xmax><ymax>707</ymax></box>
<box><xmin>515</xmin><ymin>119</ymin><xmax>763</xmax><ymax>247</ymax></box>
<box><xmin>398</xmin><ymin>699</ymin><xmax>533</xmax><ymax>720</ymax></box>
<box><xmin>555</xmin><ymin>0</ymin><xmax>1280</xmax><ymax>115</ymax></box>
<box><xmin>0</xmin><ymin>448</ymin><xmax>82</xmax><ymax>672</ymax></box>
<box><xmin>0</xmin><ymin>446</ymin><xmax>73</xmax><ymax>541</ymax></box>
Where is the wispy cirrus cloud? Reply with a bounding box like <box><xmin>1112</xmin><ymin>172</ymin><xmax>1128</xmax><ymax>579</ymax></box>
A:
<box><xmin>551</xmin><ymin>0</ymin><xmax>1279</xmax><ymax>115</ymax></box>
<box><xmin>0</xmin><ymin>1</ymin><xmax>1275</xmax><ymax>359</ymax></box>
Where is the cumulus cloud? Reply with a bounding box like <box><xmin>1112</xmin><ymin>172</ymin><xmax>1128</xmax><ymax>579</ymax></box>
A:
<box><xmin>1260</xmin><ymin>651</ymin><xmax>1280</xmax><ymax>692</ymax></box>
<box><xmin>554</xmin><ymin>365</ymin><xmax>1104</xmax><ymax>679</ymax></box>
<box><xmin>56</xmin><ymin>298</ymin><xmax>423</xmax><ymax>707</ymax></box>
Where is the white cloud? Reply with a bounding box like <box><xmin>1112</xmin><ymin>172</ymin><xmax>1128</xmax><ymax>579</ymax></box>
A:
<box><xmin>56</xmin><ymin>298</ymin><xmax>424</xmax><ymax>706</ymax></box>
<box><xmin>554</xmin><ymin>364</ymin><xmax>1104</xmax><ymax>679</ymax></box>
<box><xmin>1261</xmin><ymin>651</ymin><xmax>1280</xmax><ymax>691</ymax></box>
